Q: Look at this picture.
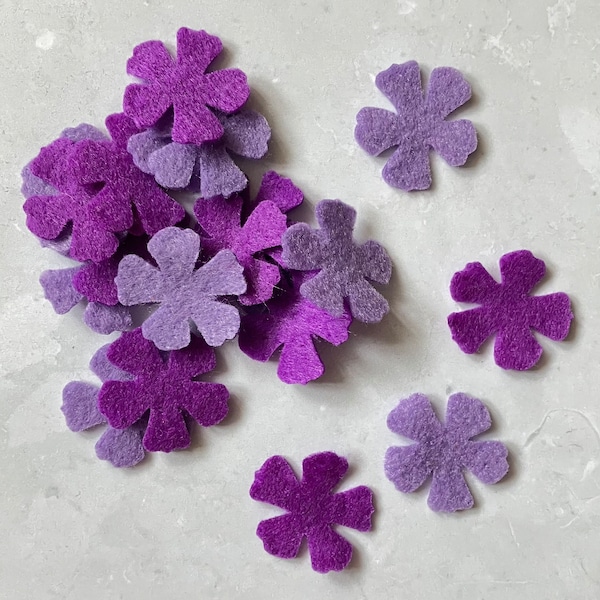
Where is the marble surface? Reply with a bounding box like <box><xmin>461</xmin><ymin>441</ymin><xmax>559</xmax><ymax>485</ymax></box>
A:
<box><xmin>1</xmin><ymin>0</ymin><xmax>600</xmax><ymax>598</ymax></box>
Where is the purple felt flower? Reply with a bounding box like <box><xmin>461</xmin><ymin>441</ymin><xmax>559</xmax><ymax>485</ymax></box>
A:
<box><xmin>239</xmin><ymin>273</ymin><xmax>351</xmax><ymax>384</ymax></box>
<box><xmin>39</xmin><ymin>266</ymin><xmax>132</xmax><ymax>335</ymax></box>
<box><xmin>355</xmin><ymin>61</ymin><xmax>477</xmax><ymax>191</ymax></box>
<box><xmin>448</xmin><ymin>250</ymin><xmax>573</xmax><ymax>370</ymax></box>
<box><xmin>250</xmin><ymin>170</ymin><xmax>304</xmax><ymax>215</ymax></box>
<box><xmin>250</xmin><ymin>452</ymin><xmax>374</xmax><ymax>573</ymax></box>
<box><xmin>98</xmin><ymin>328</ymin><xmax>229</xmax><ymax>453</ymax></box>
<box><xmin>194</xmin><ymin>194</ymin><xmax>286</xmax><ymax>305</ymax></box>
<box><xmin>61</xmin><ymin>344</ymin><xmax>145</xmax><ymax>468</ymax></box>
<box><xmin>127</xmin><ymin>110</ymin><xmax>271</xmax><ymax>197</ymax></box>
<box><xmin>281</xmin><ymin>199</ymin><xmax>392</xmax><ymax>323</ymax></box>
<box><xmin>116</xmin><ymin>227</ymin><xmax>246</xmax><ymax>350</ymax></box>
<box><xmin>123</xmin><ymin>27</ymin><xmax>250</xmax><ymax>145</ymax></box>
<box><xmin>385</xmin><ymin>393</ymin><xmax>509</xmax><ymax>512</ymax></box>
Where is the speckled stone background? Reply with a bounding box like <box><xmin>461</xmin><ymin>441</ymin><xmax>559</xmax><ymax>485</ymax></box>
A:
<box><xmin>1</xmin><ymin>0</ymin><xmax>599</xmax><ymax>598</ymax></box>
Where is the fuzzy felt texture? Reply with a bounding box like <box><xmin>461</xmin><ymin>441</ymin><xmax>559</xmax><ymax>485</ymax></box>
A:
<box><xmin>385</xmin><ymin>393</ymin><xmax>509</xmax><ymax>512</ymax></box>
<box><xmin>116</xmin><ymin>227</ymin><xmax>246</xmax><ymax>350</ymax></box>
<box><xmin>194</xmin><ymin>194</ymin><xmax>286</xmax><ymax>305</ymax></box>
<box><xmin>355</xmin><ymin>61</ymin><xmax>477</xmax><ymax>191</ymax></box>
<box><xmin>61</xmin><ymin>344</ymin><xmax>145</xmax><ymax>468</ymax></box>
<box><xmin>251</xmin><ymin>170</ymin><xmax>304</xmax><ymax>214</ymax></box>
<box><xmin>281</xmin><ymin>199</ymin><xmax>392</xmax><ymax>323</ymax></box>
<box><xmin>127</xmin><ymin>109</ymin><xmax>270</xmax><ymax>197</ymax></box>
<box><xmin>250</xmin><ymin>452</ymin><xmax>374</xmax><ymax>573</ymax></box>
<box><xmin>447</xmin><ymin>250</ymin><xmax>573</xmax><ymax>370</ymax></box>
<box><xmin>239</xmin><ymin>273</ymin><xmax>351</xmax><ymax>384</ymax></box>
<box><xmin>23</xmin><ymin>114</ymin><xmax>184</xmax><ymax>263</ymax></box>
<box><xmin>124</xmin><ymin>27</ymin><xmax>250</xmax><ymax>145</ymax></box>
<box><xmin>39</xmin><ymin>266</ymin><xmax>132</xmax><ymax>334</ymax></box>
<box><xmin>98</xmin><ymin>328</ymin><xmax>229</xmax><ymax>452</ymax></box>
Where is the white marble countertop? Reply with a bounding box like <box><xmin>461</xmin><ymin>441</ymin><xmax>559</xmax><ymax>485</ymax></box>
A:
<box><xmin>1</xmin><ymin>0</ymin><xmax>599</xmax><ymax>598</ymax></box>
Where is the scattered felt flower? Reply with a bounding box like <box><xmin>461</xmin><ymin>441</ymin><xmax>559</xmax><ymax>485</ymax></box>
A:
<box><xmin>355</xmin><ymin>61</ymin><xmax>477</xmax><ymax>191</ymax></box>
<box><xmin>98</xmin><ymin>328</ymin><xmax>229</xmax><ymax>453</ymax></box>
<box><xmin>250</xmin><ymin>451</ymin><xmax>374</xmax><ymax>573</ymax></box>
<box><xmin>239</xmin><ymin>273</ymin><xmax>351</xmax><ymax>384</ymax></box>
<box><xmin>194</xmin><ymin>193</ymin><xmax>286</xmax><ymax>305</ymax></box>
<box><xmin>250</xmin><ymin>170</ymin><xmax>304</xmax><ymax>215</ymax></box>
<box><xmin>124</xmin><ymin>27</ymin><xmax>250</xmax><ymax>145</ymax></box>
<box><xmin>281</xmin><ymin>199</ymin><xmax>392</xmax><ymax>323</ymax></box>
<box><xmin>127</xmin><ymin>109</ymin><xmax>271</xmax><ymax>197</ymax></box>
<box><xmin>448</xmin><ymin>249</ymin><xmax>573</xmax><ymax>370</ymax></box>
<box><xmin>385</xmin><ymin>393</ymin><xmax>509</xmax><ymax>512</ymax></box>
<box><xmin>116</xmin><ymin>226</ymin><xmax>246</xmax><ymax>350</ymax></box>
<box><xmin>61</xmin><ymin>344</ymin><xmax>145</xmax><ymax>468</ymax></box>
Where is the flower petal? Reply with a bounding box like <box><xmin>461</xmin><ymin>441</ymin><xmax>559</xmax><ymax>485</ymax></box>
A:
<box><xmin>203</xmin><ymin>69</ymin><xmax>249</xmax><ymax>113</ymax></box>
<box><xmin>39</xmin><ymin>268</ymin><xmax>83</xmax><ymax>314</ymax></box>
<box><xmin>238</xmin><ymin>201</ymin><xmax>287</xmax><ymax>257</ymax></box>
<box><xmin>142</xmin><ymin>305</ymin><xmax>192</xmax><ymax>351</ymax></box>
<box><xmin>386</xmin><ymin>394</ymin><xmax>442</xmax><ymax>442</ymax></box>
<box><xmin>193</xmin><ymin>249</ymin><xmax>247</xmax><ymax>296</ymax></box>
<box><xmin>375</xmin><ymin>61</ymin><xmax>423</xmax><ymax>114</ymax></box>
<box><xmin>222</xmin><ymin>110</ymin><xmax>271</xmax><ymax>159</ymax></box>
<box><xmin>89</xmin><ymin>344</ymin><xmax>131</xmax><ymax>383</ymax></box>
<box><xmin>447</xmin><ymin>305</ymin><xmax>497</xmax><ymax>354</ymax></box>
<box><xmin>425</xmin><ymin>67</ymin><xmax>472</xmax><ymax>119</ymax></box>
<box><xmin>98</xmin><ymin>380</ymin><xmax>148</xmax><ymax>429</ymax></box>
<box><xmin>61</xmin><ymin>382</ymin><xmax>104</xmax><ymax>431</ymax></box>
<box><xmin>176</xmin><ymin>28</ymin><xmax>222</xmax><ymax>72</ymax></box>
<box><xmin>124</xmin><ymin>82</ymin><xmax>172</xmax><ymax>129</ymax></box>
<box><xmin>359</xmin><ymin>240</ymin><xmax>392</xmax><ymax>284</ymax></box>
<box><xmin>384</xmin><ymin>444</ymin><xmax>432</xmax><ymax>492</ymax></box>
<box><xmin>430</xmin><ymin>119</ymin><xmax>477</xmax><ymax>167</ymax></box>
<box><xmin>327</xmin><ymin>486</ymin><xmax>374</xmax><ymax>532</ymax></box>
<box><xmin>197</xmin><ymin>143</ymin><xmax>247</xmax><ymax>198</ymax></box>
<box><xmin>281</xmin><ymin>223</ymin><xmax>325</xmax><ymax>270</ymax></box>
<box><xmin>147</xmin><ymin>142</ymin><xmax>196</xmax><ymax>189</ymax></box>
<box><xmin>239</xmin><ymin>259</ymin><xmax>282</xmax><ymax>306</ymax></box>
<box><xmin>494</xmin><ymin>323</ymin><xmax>543</xmax><ymax>370</ymax></box>
<box><xmin>256</xmin><ymin>514</ymin><xmax>304</xmax><ymax>559</ymax></box>
<box><xmin>116</xmin><ymin>255</ymin><xmax>164</xmax><ymax>305</ymax></box>
<box><xmin>172</xmin><ymin>98</ymin><xmax>223</xmax><ymax>144</ymax></box>
<box><xmin>354</xmin><ymin>107</ymin><xmax>402</xmax><ymax>155</ymax></box>
<box><xmin>463</xmin><ymin>441</ymin><xmax>509</xmax><ymax>484</ymax></box>
<box><xmin>95</xmin><ymin>426</ymin><xmax>145</xmax><ymax>468</ymax></box>
<box><xmin>190</xmin><ymin>300</ymin><xmax>241</xmax><ymax>347</ymax></box>
<box><xmin>278</xmin><ymin>336</ymin><xmax>324</xmax><ymax>385</ymax></box>
<box><xmin>182</xmin><ymin>381</ymin><xmax>229</xmax><ymax>427</ymax></box>
<box><xmin>147</xmin><ymin>227</ymin><xmax>199</xmax><ymax>276</ymax></box>
<box><xmin>302</xmin><ymin>452</ymin><xmax>348</xmax><ymax>492</ymax></box>
<box><xmin>300</xmin><ymin>271</ymin><xmax>345</xmax><ymax>318</ymax></box>
<box><xmin>23</xmin><ymin>194</ymin><xmax>73</xmax><ymax>240</ymax></box>
<box><xmin>528</xmin><ymin>293</ymin><xmax>573</xmax><ymax>341</ymax></box>
<box><xmin>127</xmin><ymin>130</ymin><xmax>170</xmax><ymax>174</ymax></box>
<box><xmin>307</xmin><ymin>524</ymin><xmax>353</xmax><ymax>573</ymax></box>
<box><xmin>144</xmin><ymin>406</ymin><xmax>190</xmax><ymax>452</ymax></box>
<box><xmin>105</xmin><ymin>328</ymin><xmax>164</xmax><ymax>376</ymax></box>
<box><xmin>127</xmin><ymin>39</ymin><xmax>174</xmax><ymax>81</ymax></box>
<box><xmin>84</xmin><ymin>303</ymin><xmax>132</xmax><ymax>335</ymax></box>
<box><xmin>382</xmin><ymin>141</ymin><xmax>432</xmax><ymax>191</ymax></box>
<box><xmin>450</xmin><ymin>261</ymin><xmax>500</xmax><ymax>304</ymax></box>
<box><xmin>168</xmin><ymin>338</ymin><xmax>216</xmax><ymax>378</ymax></box>
<box><xmin>499</xmin><ymin>249</ymin><xmax>546</xmax><ymax>295</ymax></box>
<box><xmin>428</xmin><ymin>467</ymin><xmax>474</xmax><ymax>512</ymax></box>
<box><xmin>253</xmin><ymin>171</ymin><xmax>303</xmax><ymax>214</ymax></box>
<box><xmin>445</xmin><ymin>393</ymin><xmax>492</xmax><ymax>439</ymax></box>
<box><xmin>250</xmin><ymin>455</ymin><xmax>301</xmax><ymax>510</ymax></box>
<box><xmin>347</xmin><ymin>278</ymin><xmax>389</xmax><ymax>323</ymax></box>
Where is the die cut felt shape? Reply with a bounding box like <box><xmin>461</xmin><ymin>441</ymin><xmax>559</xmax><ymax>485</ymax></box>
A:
<box><xmin>39</xmin><ymin>266</ymin><xmax>132</xmax><ymax>335</ymax></box>
<box><xmin>98</xmin><ymin>328</ymin><xmax>229</xmax><ymax>453</ymax></box>
<box><xmin>281</xmin><ymin>199</ymin><xmax>392</xmax><ymax>323</ymax></box>
<box><xmin>123</xmin><ymin>27</ymin><xmax>250</xmax><ymax>145</ymax></box>
<box><xmin>61</xmin><ymin>344</ymin><xmax>145</xmax><ymax>468</ymax></box>
<box><xmin>116</xmin><ymin>226</ymin><xmax>246</xmax><ymax>350</ymax></box>
<box><xmin>250</xmin><ymin>170</ymin><xmax>304</xmax><ymax>215</ymax></box>
<box><xmin>355</xmin><ymin>61</ymin><xmax>477</xmax><ymax>191</ymax></box>
<box><xmin>127</xmin><ymin>109</ymin><xmax>271</xmax><ymax>197</ymax></box>
<box><xmin>447</xmin><ymin>249</ymin><xmax>573</xmax><ymax>370</ymax></box>
<box><xmin>239</xmin><ymin>273</ymin><xmax>352</xmax><ymax>384</ymax></box>
<box><xmin>385</xmin><ymin>393</ymin><xmax>509</xmax><ymax>512</ymax></box>
<box><xmin>194</xmin><ymin>194</ymin><xmax>286</xmax><ymax>305</ymax></box>
<box><xmin>250</xmin><ymin>451</ymin><xmax>374</xmax><ymax>573</ymax></box>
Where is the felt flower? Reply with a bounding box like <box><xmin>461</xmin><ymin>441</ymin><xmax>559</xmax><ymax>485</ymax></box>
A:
<box><xmin>116</xmin><ymin>227</ymin><xmax>246</xmax><ymax>350</ymax></box>
<box><xmin>127</xmin><ymin>110</ymin><xmax>271</xmax><ymax>197</ymax></box>
<box><xmin>448</xmin><ymin>250</ymin><xmax>573</xmax><ymax>370</ymax></box>
<box><xmin>355</xmin><ymin>61</ymin><xmax>477</xmax><ymax>191</ymax></box>
<box><xmin>385</xmin><ymin>393</ymin><xmax>509</xmax><ymax>512</ymax></box>
<box><xmin>239</xmin><ymin>273</ymin><xmax>351</xmax><ymax>384</ymax></box>
<box><xmin>281</xmin><ymin>199</ymin><xmax>392</xmax><ymax>323</ymax></box>
<box><xmin>98</xmin><ymin>328</ymin><xmax>229</xmax><ymax>453</ymax></box>
<box><xmin>194</xmin><ymin>193</ymin><xmax>286</xmax><ymax>305</ymax></box>
<box><xmin>61</xmin><ymin>344</ymin><xmax>145</xmax><ymax>468</ymax></box>
<box><xmin>248</xmin><ymin>170</ymin><xmax>304</xmax><ymax>215</ymax></box>
<box><xmin>124</xmin><ymin>27</ymin><xmax>250</xmax><ymax>145</ymax></box>
<box><xmin>250</xmin><ymin>452</ymin><xmax>374</xmax><ymax>573</ymax></box>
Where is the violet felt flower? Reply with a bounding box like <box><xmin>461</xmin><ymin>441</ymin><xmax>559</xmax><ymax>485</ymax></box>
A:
<box><xmin>385</xmin><ymin>393</ymin><xmax>509</xmax><ymax>512</ymax></box>
<box><xmin>61</xmin><ymin>344</ymin><xmax>145</xmax><ymax>468</ymax></box>
<box><xmin>194</xmin><ymin>194</ymin><xmax>286</xmax><ymax>305</ymax></box>
<box><xmin>355</xmin><ymin>61</ymin><xmax>477</xmax><ymax>191</ymax></box>
<box><xmin>250</xmin><ymin>452</ymin><xmax>374</xmax><ymax>573</ymax></box>
<box><xmin>123</xmin><ymin>27</ymin><xmax>250</xmax><ymax>145</ymax></box>
<box><xmin>98</xmin><ymin>328</ymin><xmax>229</xmax><ymax>453</ymax></box>
<box><xmin>127</xmin><ymin>110</ymin><xmax>271</xmax><ymax>197</ymax></box>
<box><xmin>116</xmin><ymin>227</ymin><xmax>246</xmax><ymax>350</ymax></box>
<box><xmin>448</xmin><ymin>250</ymin><xmax>573</xmax><ymax>370</ymax></box>
<box><xmin>249</xmin><ymin>170</ymin><xmax>304</xmax><ymax>215</ymax></box>
<box><xmin>239</xmin><ymin>273</ymin><xmax>352</xmax><ymax>384</ymax></box>
<box><xmin>281</xmin><ymin>199</ymin><xmax>392</xmax><ymax>323</ymax></box>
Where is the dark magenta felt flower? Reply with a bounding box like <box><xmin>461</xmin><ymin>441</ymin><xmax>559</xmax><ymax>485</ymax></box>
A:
<box><xmin>98</xmin><ymin>328</ymin><xmax>229</xmax><ymax>453</ymax></box>
<box><xmin>250</xmin><ymin>452</ymin><xmax>374</xmax><ymax>573</ymax></box>
<box><xmin>281</xmin><ymin>199</ymin><xmax>392</xmax><ymax>323</ymax></box>
<box><xmin>385</xmin><ymin>393</ymin><xmax>509</xmax><ymax>512</ymax></box>
<box><xmin>448</xmin><ymin>250</ymin><xmax>573</xmax><ymax>370</ymax></box>
<box><xmin>355</xmin><ymin>61</ymin><xmax>477</xmax><ymax>191</ymax></box>
<box><xmin>124</xmin><ymin>27</ymin><xmax>250</xmax><ymax>145</ymax></box>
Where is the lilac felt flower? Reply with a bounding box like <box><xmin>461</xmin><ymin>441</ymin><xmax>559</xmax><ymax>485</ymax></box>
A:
<box><xmin>281</xmin><ymin>199</ymin><xmax>392</xmax><ymax>323</ymax></box>
<box><xmin>194</xmin><ymin>194</ymin><xmax>286</xmax><ymax>305</ymax></box>
<box><xmin>448</xmin><ymin>250</ymin><xmax>573</xmax><ymax>370</ymax></box>
<box><xmin>355</xmin><ymin>61</ymin><xmax>477</xmax><ymax>191</ymax></box>
<box><xmin>123</xmin><ymin>27</ymin><xmax>250</xmax><ymax>145</ymax></box>
<box><xmin>127</xmin><ymin>110</ymin><xmax>271</xmax><ymax>197</ymax></box>
<box><xmin>98</xmin><ymin>328</ymin><xmax>229</xmax><ymax>453</ymax></box>
<box><xmin>250</xmin><ymin>452</ymin><xmax>374</xmax><ymax>573</ymax></box>
<box><xmin>61</xmin><ymin>344</ymin><xmax>145</xmax><ymax>468</ymax></box>
<box><xmin>116</xmin><ymin>227</ymin><xmax>246</xmax><ymax>350</ymax></box>
<box><xmin>385</xmin><ymin>393</ymin><xmax>509</xmax><ymax>512</ymax></box>
<box><xmin>239</xmin><ymin>273</ymin><xmax>352</xmax><ymax>384</ymax></box>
